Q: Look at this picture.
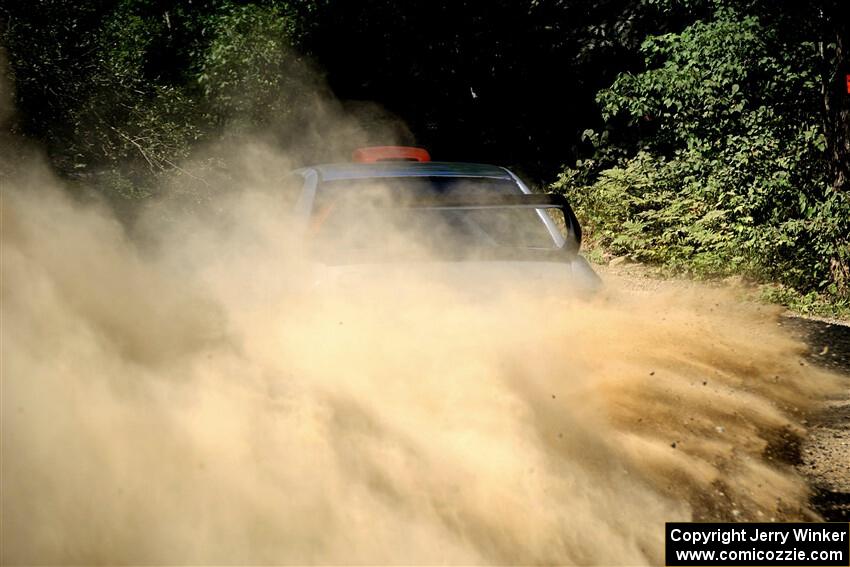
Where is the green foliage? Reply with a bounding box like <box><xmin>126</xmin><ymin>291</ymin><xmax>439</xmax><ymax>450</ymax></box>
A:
<box><xmin>2</xmin><ymin>0</ymin><xmax>847</xmax><ymax>312</ymax></box>
<box><xmin>555</xmin><ymin>7</ymin><xmax>849</xmax><ymax>307</ymax></box>
<box><xmin>4</xmin><ymin>0</ymin><xmax>664</xmax><ymax>188</ymax></box>
<box><xmin>197</xmin><ymin>3</ymin><xmax>310</xmax><ymax>128</ymax></box>
<box><xmin>2</xmin><ymin>0</ymin><xmax>317</xmax><ymax>201</ymax></box>
<box><xmin>68</xmin><ymin>3</ymin><xmax>201</xmax><ymax>193</ymax></box>
<box><xmin>759</xmin><ymin>284</ymin><xmax>850</xmax><ymax>320</ymax></box>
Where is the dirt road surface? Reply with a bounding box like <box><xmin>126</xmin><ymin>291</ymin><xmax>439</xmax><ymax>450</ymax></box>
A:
<box><xmin>596</xmin><ymin>261</ymin><xmax>850</xmax><ymax>521</ymax></box>
<box><xmin>782</xmin><ymin>317</ymin><xmax>850</xmax><ymax>520</ymax></box>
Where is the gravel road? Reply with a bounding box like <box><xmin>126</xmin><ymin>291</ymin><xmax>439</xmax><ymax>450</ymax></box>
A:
<box><xmin>781</xmin><ymin>316</ymin><xmax>850</xmax><ymax>520</ymax></box>
<box><xmin>594</xmin><ymin>261</ymin><xmax>850</xmax><ymax>521</ymax></box>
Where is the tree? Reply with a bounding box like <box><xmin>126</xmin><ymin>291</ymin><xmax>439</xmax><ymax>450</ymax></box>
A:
<box><xmin>818</xmin><ymin>0</ymin><xmax>849</xmax><ymax>194</ymax></box>
<box><xmin>1</xmin><ymin>0</ymin><xmax>319</xmax><ymax>201</ymax></box>
<box><xmin>555</xmin><ymin>4</ymin><xmax>849</xmax><ymax>309</ymax></box>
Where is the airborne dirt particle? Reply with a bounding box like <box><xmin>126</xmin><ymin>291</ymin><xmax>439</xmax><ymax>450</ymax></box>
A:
<box><xmin>1</xmin><ymin>169</ymin><xmax>845</xmax><ymax>564</ymax></box>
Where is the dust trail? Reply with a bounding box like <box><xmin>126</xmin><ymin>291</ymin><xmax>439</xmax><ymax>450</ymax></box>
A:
<box><xmin>1</xmin><ymin>161</ymin><xmax>842</xmax><ymax>565</ymax></box>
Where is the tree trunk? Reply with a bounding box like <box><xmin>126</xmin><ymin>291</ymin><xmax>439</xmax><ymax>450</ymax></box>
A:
<box><xmin>822</xmin><ymin>1</ymin><xmax>849</xmax><ymax>193</ymax></box>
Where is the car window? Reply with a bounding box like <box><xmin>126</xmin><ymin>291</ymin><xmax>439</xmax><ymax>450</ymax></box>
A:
<box><xmin>310</xmin><ymin>177</ymin><xmax>558</xmax><ymax>255</ymax></box>
<box><xmin>315</xmin><ymin>176</ymin><xmax>522</xmax><ymax>202</ymax></box>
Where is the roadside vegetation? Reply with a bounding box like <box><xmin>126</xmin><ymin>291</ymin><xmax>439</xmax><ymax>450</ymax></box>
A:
<box><xmin>1</xmin><ymin>0</ymin><xmax>847</xmax><ymax>314</ymax></box>
<box><xmin>554</xmin><ymin>1</ymin><xmax>849</xmax><ymax>317</ymax></box>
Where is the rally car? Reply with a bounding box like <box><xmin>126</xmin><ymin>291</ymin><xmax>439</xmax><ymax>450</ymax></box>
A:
<box><xmin>288</xmin><ymin>146</ymin><xmax>601</xmax><ymax>293</ymax></box>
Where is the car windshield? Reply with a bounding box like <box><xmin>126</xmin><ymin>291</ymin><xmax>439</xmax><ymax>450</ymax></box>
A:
<box><xmin>309</xmin><ymin>177</ymin><xmax>562</xmax><ymax>262</ymax></box>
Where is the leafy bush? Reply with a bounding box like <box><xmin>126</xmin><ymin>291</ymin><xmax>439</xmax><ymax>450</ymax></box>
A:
<box><xmin>2</xmin><ymin>0</ymin><xmax>318</xmax><ymax>202</ymax></box>
<box><xmin>554</xmin><ymin>8</ymin><xmax>849</xmax><ymax>307</ymax></box>
<box><xmin>197</xmin><ymin>3</ymin><xmax>312</xmax><ymax>130</ymax></box>
<box><xmin>56</xmin><ymin>1</ymin><xmax>202</xmax><ymax>197</ymax></box>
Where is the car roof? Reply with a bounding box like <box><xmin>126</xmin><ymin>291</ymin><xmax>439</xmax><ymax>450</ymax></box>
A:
<box><xmin>300</xmin><ymin>161</ymin><xmax>515</xmax><ymax>182</ymax></box>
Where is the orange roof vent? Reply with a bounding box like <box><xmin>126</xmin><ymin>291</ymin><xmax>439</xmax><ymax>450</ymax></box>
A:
<box><xmin>352</xmin><ymin>146</ymin><xmax>431</xmax><ymax>163</ymax></box>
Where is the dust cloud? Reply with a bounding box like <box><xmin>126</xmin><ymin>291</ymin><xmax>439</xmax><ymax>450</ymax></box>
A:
<box><xmin>1</xmin><ymin>150</ymin><xmax>842</xmax><ymax>565</ymax></box>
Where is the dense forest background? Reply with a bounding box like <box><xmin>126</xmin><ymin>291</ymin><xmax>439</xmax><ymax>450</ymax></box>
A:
<box><xmin>1</xmin><ymin>0</ymin><xmax>848</xmax><ymax>313</ymax></box>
